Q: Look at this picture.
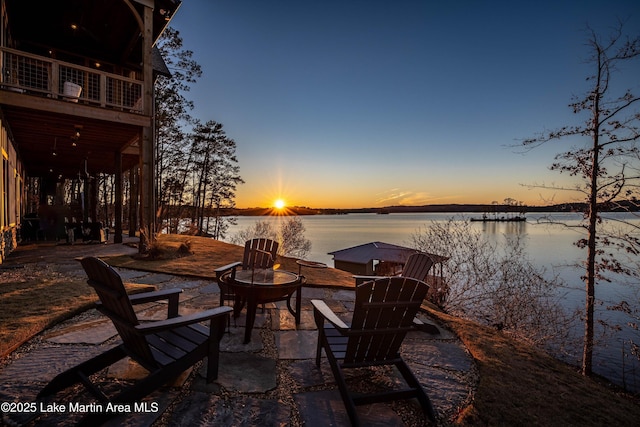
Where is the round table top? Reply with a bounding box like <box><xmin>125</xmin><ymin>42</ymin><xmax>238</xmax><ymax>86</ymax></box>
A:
<box><xmin>233</xmin><ymin>269</ymin><xmax>299</xmax><ymax>286</ymax></box>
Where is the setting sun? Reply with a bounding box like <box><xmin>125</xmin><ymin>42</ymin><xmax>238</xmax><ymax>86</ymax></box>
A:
<box><xmin>274</xmin><ymin>199</ymin><xmax>286</xmax><ymax>209</ymax></box>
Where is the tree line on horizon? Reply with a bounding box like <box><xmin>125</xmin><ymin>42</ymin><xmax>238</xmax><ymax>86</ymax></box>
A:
<box><xmin>213</xmin><ymin>199</ymin><xmax>640</xmax><ymax>216</ymax></box>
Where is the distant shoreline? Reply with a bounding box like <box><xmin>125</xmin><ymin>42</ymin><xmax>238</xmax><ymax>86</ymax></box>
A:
<box><xmin>221</xmin><ymin>201</ymin><xmax>637</xmax><ymax>216</ymax></box>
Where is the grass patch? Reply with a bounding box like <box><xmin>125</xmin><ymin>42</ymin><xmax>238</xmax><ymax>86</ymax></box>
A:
<box><xmin>0</xmin><ymin>264</ymin><xmax>153</xmax><ymax>358</ymax></box>
<box><xmin>428</xmin><ymin>307</ymin><xmax>640</xmax><ymax>425</ymax></box>
<box><xmin>0</xmin><ymin>273</ymin><xmax>92</xmax><ymax>357</ymax></box>
<box><xmin>105</xmin><ymin>234</ymin><xmax>355</xmax><ymax>287</ymax></box>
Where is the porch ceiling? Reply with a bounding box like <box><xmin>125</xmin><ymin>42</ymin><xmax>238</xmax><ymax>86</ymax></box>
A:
<box><xmin>2</xmin><ymin>0</ymin><xmax>180</xmax><ymax>180</ymax></box>
<box><xmin>5</xmin><ymin>0</ymin><xmax>180</xmax><ymax>67</ymax></box>
<box><xmin>3</xmin><ymin>105</ymin><xmax>141</xmax><ymax>179</ymax></box>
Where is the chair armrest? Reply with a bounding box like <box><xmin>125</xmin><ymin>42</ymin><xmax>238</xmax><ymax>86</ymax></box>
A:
<box><xmin>129</xmin><ymin>288</ymin><xmax>182</xmax><ymax>318</ymax></box>
<box><xmin>215</xmin><ymin>262</ymin><xmax>242</xmax><ymax>280</ymax></box>
<box><xmin>96</xmin><ymin>288</ymin><xmax>183</xmax><ymax>317</ymax></box>
<box><xmin>135</xmin><ymin>306</ymin><xmax>233</xmax><ymax>334</ymax></box>
<box><xmin>353</xmin><ymin>275</ymin><xmax>384</xmax><ymax>285</ymax></box>
<box><xmin>311</xmin><ymin>299</ymin><xmax>349</xmax><ymax>330</ymax></box>
<box><xmin>127</xmin><ymin>288</ymin><xmax>182</xmax><ymax>305</ymax></box>
<box><xmin>412</xmin><ymin>316</ymin><xmax>440</xmax><ymax>334</ymax></box>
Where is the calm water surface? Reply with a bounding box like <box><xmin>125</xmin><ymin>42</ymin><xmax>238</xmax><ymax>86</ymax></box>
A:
<box><xmin>222</xmin><ymin>212</ymin><xmax>640</xmax><ymax>391</ymax></box>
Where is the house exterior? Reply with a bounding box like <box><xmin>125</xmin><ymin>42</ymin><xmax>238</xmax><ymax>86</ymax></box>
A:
<box><xmin>329</xmin><ymin>241</ymin><xmax>449</xmax><ymax>304</ymax></box>
<box><xmin>329</xmin><ymin>241</ymin><xmax>424</xmax><ymax>275</ymax></box>
<box><xmin>0</xmin><ymin>0</ymin><xmax>181</xmax><ymax>263</ymax></box>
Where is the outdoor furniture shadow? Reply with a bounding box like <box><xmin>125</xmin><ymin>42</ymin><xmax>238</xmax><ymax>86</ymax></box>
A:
<box><xmin>311</xmin><ymin>276</ymin><xmax>437</xmax><ymax>426</ymax></box>
<box><xmin>37</xmin><ymin>257</ymin><xmax>232</xmax><ymax>426</ymax></box>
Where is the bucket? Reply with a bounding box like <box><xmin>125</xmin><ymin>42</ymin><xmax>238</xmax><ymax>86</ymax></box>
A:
<box><xmin>63</xmin><ymin>81</ymin><xmax>82</xmax><ymax>102</ymax></box>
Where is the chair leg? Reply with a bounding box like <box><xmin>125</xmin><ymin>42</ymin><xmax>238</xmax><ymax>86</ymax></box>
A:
<box><xmin>206</xmin><ymin>315</ymin><xmax>227</xmax><ymax>382</ymax></box>
<box><xmin>315</xmin><ymin>328</ymin><xmax>324</xmax><ymax>367</ymax></box>
<box><xmin>206</xmin><ymin>346</ymin><xmax>220</xmax><ymax>383</ymax></box>
<box><xmin>395</xmin><ymin>360</ymin><xmax>437</xmax><ymax>422</ymax></box>
<box><xmin>329</xmin><ymin>358</ymin><xmax>361</xmax><ymax>427</ymax></box>
<box><xmin>223</xmin><ymin>300</ymin><xmax>232</xmax><ymax>333</ymax></box>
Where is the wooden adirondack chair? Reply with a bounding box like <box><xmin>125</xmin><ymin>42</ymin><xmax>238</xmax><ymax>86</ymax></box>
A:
<box><xmin>353</xmin><ymin>252</ymin><xmax>434</xmax><ymax>285</ymax></box>
<box><xmin>353</xmin><ymin>252</ymin><xmax>437</xmax><ymax>333</ymax></box>
<box><xmin>38</xmin><ymin>257</ymin><xmax>232</xmax><ymax>425</ymax></box>
<box><xmin>311</xmin><ymin>276</ymin><xmax>437</xmax><ymax>426</ymax></box>
<box><xmin>215</xmin><ymin>238</ymin><xmax>279</xmax><ymax>309</ymax></box>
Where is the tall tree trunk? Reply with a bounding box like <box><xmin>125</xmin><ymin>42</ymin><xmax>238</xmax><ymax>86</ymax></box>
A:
<box><xmin>583</xmin><ymin>46</ymin><xmax>603</xmax><ymax>376</ymax></box>
<box><xmin>584</xmin><ymin>145</ymin><xmax>598</xmax><ymax>376</ymax></box>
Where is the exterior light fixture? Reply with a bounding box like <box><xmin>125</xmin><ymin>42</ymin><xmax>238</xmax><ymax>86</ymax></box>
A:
<box><xmin>72</xmin><ymin>125</ymin><xmax>82</xmax><ymax>146</ymax></box>
<box><xmin>159</xmin><ymin>9</ymin><xmax>172</xmax><ymax>20</ymax></box>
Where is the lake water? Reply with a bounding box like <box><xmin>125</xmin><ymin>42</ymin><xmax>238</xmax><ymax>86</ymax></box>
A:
<box><xmin>221</xmin><ymin>212</ymin><xmax>640</xmax><ymax>392</ymax></box>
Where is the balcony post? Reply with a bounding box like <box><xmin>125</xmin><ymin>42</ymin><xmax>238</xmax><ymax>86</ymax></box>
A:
<box><xmin>129</xmin><ymin>166</ymin><xmax>138</xmax><ymax>237</ymax></box>
<box><xmin>138</xmin><ymin>4</ymin><xmax>155</xmax><ymax>252</ymax></box>
<box><xmin>114</xmin><ymin>150</ymin><xmax>123</xmax><ymax>243</ymax></box>
<box><xmin>100</xmin><ymin>74</ymin><xmax>107</xmax><ymax>107</ymax></box>
<box><xmin>51</xmin><ymin>60</ymin><xmax>59</xmax><ymax>98</ymax></box>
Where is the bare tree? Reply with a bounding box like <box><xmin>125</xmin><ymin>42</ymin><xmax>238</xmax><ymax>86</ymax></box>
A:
<box><xmin>410</xmin><ymin>218</ymin><xmax>575</xmax><ymax>350</ymax></box>
<box><xmin>231</xmin><ymin>217</ymin><xmax>312</xmax><ymax>259</ymax></box>
<box><xmin>277</xmin><ymin>217</ymin><xmax>312</xmax><ymax>259</ymax></box>
<box><xmin>231</xmin><ymin>220</ymin><xmax>277</xmax><ymax>244</ymax></box>
<box><xmin>521</xmin><ymin>22</ymin><xmax>640</xmax><ymax>375</ymax></box>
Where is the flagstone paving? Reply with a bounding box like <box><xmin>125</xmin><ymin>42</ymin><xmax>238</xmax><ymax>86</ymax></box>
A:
<box><xmin>0</xmin><ymin>242</ymin><xmax>476</xmax><ymax>426</ymax></box>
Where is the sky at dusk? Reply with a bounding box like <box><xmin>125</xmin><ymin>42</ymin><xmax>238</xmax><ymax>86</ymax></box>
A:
<box><xmin>169</xmin><ymin>0</ymin><xmax>640</xmax><ymax>209</ymax></box>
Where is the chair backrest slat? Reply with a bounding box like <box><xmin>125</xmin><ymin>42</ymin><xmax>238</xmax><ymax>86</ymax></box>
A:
<box><xmin>242</xmin><ymin>238</ymin><xmax>279</xmax><ymax>270</ymax></box>
<box><xmin>401</xmin><ymin>253</ymin><xmax>434</xmax><ymax>282</ymax></box>
<box><xmin>346</xmin><ymin>277</ymin><xmax>429</xmax><ymax>364</ymax></box>
<box><xmin>81</xmin><ymin>257</ymin><xmax>156</xmax><ymax>367</ymax></box>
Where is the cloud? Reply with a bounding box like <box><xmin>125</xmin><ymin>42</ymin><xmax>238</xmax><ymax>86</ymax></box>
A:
<box><xmin>375</xmin><ymin>189</ymin><xmax>433</xmax><ymax>206</ymax></box>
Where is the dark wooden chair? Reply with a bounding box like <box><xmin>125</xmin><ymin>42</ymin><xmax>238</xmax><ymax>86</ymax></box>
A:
<box><xmin>311</xmin><ymin>277</ymin><xmax>436</xmax><ymax>425</ymax></box>
<box><xmin>353</xmin><ymin>252</ymin><xmax>434</xmax><ymax>285</ymax></box>
<box><xmin>215</xmin><ymin>238</ymin><xmax>280</xmax><ymax>310</ymax></box>
<box><xmin>38</xmin><ymin>257</ymin><xmax>232</xmax><ymax>425</ymax></box>
<box><xmin>353</xmin><ymin>252</ymin><xmax>437</xmax><ymax>332</ymax></box>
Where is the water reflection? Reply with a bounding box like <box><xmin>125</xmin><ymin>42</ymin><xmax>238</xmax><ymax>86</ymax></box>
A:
<box><xmin>477</xmin><ymin>220</ymin><xmax>527</xmax><ymax>235</ymax></box>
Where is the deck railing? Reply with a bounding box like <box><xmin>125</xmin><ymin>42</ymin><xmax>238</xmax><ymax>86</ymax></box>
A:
<box><xmin>0</xmin><ymin>47</ymin><xmax>144</xmax><ymax>114</ymax></box>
